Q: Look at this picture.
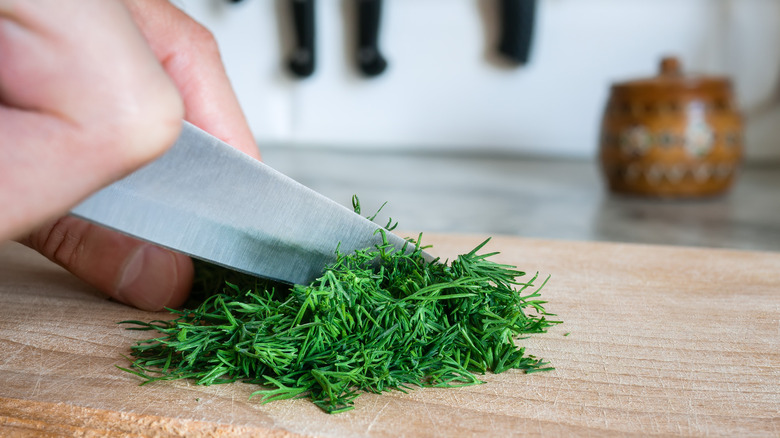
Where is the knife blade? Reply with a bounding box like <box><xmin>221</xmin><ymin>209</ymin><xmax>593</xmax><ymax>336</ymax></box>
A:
<box><xmin>70</xmin><ymin>121</ymin><xmax>413</xmax><ymax>285</ymax></box>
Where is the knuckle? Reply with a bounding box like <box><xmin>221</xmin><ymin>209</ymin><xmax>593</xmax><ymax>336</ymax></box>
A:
<box><xmin>29</xmin><ymin>217</ymin><xmax>88</xmax><ymax>271</ymax></box>
<box><xmin>102</xmin><ymin>91</ymin><xmax>183</xmax><ymax>175</ymax></box>
<box><xmin>187</xmin><ymin>22</ymin><xmax>220</xmax><ymax>57</ymax></box>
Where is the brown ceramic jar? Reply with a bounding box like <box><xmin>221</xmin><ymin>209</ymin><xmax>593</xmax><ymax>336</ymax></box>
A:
<box><xmin>599</xmin><ymin>57</ymin><xmax>743</xmax><ymax>197</ymax></box>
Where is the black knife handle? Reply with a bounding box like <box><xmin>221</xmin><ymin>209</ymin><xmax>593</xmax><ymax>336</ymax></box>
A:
<box><xmin>356</xmin><ymin>0</ymin><xmax>387</xmax><ymax>77</ymax></box>
<box><xmin>497</xmin><ymin>0</ymin><xmax>537</xmax><ymax>65</ymax></box>
<box><xmin>288</xmin><ymin>0</ymin><xmax>316</xmax><ymax>78</ymax></box>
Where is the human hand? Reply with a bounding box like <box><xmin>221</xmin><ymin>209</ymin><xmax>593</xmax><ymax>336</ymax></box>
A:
<box><xmin>1</xmin><ymin>0</ymin><xmax>259</xmax><ymax>310</ymax></box>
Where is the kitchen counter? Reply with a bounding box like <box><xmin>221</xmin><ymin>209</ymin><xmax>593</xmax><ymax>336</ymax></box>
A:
<box><xmin>1</xmin><ymin>148</ymin><xmax>778</xmax><ymax>436</ymax></box>
<box><xmin>264</xmin><ymin>147</ymin><xmax>780</xmax><ymax>252</ymax></box>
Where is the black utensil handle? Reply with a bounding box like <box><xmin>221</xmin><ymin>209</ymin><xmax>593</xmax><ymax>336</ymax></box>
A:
<box><xmin>356</xmin><ymin>0</ymin><xmax>387</xmax><ymax>77</ymax></box>
<box><xmin>498</xmin><ymin>0</ymin><xmax>537</xmax><ymax>64</ymax></box>
<box><xmin>289</xmin><ymin>0</ymin><xmax>316</xmax><ymax>78</ymax></box>
<box><xmin>358</xmin><ymin>0</ymin><xmax>382</xmax><ymax>46</ymax></box>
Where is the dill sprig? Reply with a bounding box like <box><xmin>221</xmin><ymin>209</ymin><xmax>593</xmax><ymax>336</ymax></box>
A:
<box><xmin>119</xmin><ymin>203</ymin><xmax>560</xmax><ymax>413</ymax></box>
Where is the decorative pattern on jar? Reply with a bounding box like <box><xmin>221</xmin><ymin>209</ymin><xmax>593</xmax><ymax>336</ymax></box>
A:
<box><xmin>599</xmin><ymin>57</ymin><xmax>743</xmax><ymax>198</ymax></box>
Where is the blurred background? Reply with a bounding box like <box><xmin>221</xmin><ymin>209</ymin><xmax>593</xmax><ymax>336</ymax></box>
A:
<box><xmin>178</xmin><ymin>0</ymin><xmax>780</xmax><ymax>251</ymax></box>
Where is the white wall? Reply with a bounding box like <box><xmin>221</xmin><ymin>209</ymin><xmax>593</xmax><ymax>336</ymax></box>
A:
<box><xmin>179</xmin><ymin>0</ymin><xmax>780</xmax><ymax>161</ymax></box>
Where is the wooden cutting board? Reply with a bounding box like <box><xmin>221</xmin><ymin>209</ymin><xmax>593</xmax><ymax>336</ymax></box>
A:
<box><xmin>0</xmin><ymin>235</ymin><xmax>777</xmax><ymax>437</ymax></box>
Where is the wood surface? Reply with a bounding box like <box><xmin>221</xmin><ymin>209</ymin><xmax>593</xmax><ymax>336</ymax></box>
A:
<box><xmin>0</xmin><ymin>235</ymin><xmax>777</xmax><ymax>437</ymax></box>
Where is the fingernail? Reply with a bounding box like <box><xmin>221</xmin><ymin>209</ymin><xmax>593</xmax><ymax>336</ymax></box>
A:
<box><xmin>117</xmin><ymin>244</ymin><xmax>177</xmax><ymax>311</ymax></box>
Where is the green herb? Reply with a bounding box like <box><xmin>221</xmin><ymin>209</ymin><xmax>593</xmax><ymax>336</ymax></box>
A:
<box><xmin>119</xmin><ymin>201</ymin><xmax>560</xmax><ymax>413</ymax></box>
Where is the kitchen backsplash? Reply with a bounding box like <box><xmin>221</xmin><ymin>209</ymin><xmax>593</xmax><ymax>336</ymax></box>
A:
<box><xmin>178</xmin><ymin>0</ymin><xmax>780</xmax><ymax>162</ymax></box>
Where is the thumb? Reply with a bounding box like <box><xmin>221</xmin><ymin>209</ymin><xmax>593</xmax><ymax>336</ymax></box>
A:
<box><xmin>20</xmin><ymin>216</ymin><xmax>193</xmax><ymax>311</ymax></box>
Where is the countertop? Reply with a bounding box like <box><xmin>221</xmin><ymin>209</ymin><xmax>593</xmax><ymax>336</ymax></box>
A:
<box><xmin>1</xmin><ymin>148</ymin><xmax>778</xmax><ymax>436</ymax></box>
<box><xmin>264</xmin><ymin>147</ymin><xmax>780</xmax><ymax>252</ymax></box>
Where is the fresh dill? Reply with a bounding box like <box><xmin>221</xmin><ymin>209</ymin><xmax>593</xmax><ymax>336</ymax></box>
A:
<box><xmin>119</xmin><ymin>200</ymin><xmax>561</xmax><ymax>413</ymax></box>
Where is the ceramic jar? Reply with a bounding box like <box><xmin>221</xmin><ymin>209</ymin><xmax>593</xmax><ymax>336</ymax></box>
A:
<box><xmin>599</xmin><ymin>57</ymin><xmax>743</xmax><ymax>197</ymax></box>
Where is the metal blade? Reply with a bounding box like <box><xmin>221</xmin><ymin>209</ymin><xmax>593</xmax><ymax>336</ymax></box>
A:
<box><xmin>71</xmin><ymin>121</ymin><xmax>413</xmax><ymax>284</ymax></box>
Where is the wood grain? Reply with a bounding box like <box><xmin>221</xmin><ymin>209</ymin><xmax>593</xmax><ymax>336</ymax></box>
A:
<box><xmin>0</xmin><ymin>236</ymin><xmax>777</xmax><ymax>437</ymax></box>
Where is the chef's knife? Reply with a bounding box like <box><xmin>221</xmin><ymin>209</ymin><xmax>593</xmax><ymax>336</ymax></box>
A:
<box><xmin>71</xmin><ymin>121</ymin><xmax>413</xmax><ymax>285</ymax></box>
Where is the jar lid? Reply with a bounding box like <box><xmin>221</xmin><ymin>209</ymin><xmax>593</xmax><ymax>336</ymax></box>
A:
<box><xmin>611</xmin><ymin>57</ymin><xmax>731</xmax><ymax>95</ymax></box>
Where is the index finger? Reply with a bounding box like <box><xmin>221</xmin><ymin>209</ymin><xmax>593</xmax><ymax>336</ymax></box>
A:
<box><xmin>121</xmin><ymin>0</ymin><xmax>260</xmax><ymax>160</ymax></box>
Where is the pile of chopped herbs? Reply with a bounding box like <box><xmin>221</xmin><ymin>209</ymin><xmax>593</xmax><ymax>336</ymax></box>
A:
<box><xmin>119</xmin><ymin>203</ymin><xmax>561</xmax><ymax>414</ymax></box>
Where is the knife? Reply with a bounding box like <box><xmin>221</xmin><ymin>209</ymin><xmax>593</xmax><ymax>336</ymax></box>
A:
<box><xmin>70</xmin><ymin>121</ymin><xmax>413</xmax><ymax>285</ymax></box>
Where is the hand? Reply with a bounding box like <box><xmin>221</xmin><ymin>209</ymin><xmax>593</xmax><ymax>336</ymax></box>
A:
<box><xmin>1</xmin><ymin>0</ymin><xmax>259</xmax><ymax>310</ymax></box>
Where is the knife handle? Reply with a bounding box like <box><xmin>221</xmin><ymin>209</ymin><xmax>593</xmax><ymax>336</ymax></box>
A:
<box><xmin>356</xmin><ymin>0</ymin><xmax>387</xmax><ymax>77</ymax></box>
<box><xmin>288</xmin><ymin>0</ymin><xmax>316</xmax><ymax>78</ymax></box>
<box><xmin>497</xmin><ymin>0</ymin><xmax>537</xmax><ymax>65</ymax></box>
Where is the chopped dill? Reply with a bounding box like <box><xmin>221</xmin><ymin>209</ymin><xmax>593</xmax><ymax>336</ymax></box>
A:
<box><xmin>118</xmin><ymin>200</ymin><xmax>561</xmax><ymax>413</ymax></box>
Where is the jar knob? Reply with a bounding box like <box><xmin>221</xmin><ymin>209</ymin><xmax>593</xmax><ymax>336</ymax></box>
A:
<box><xmin>659</xmin><ymin>57</ymin><xmax>682</xmax><ymax>77</ymax></box>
